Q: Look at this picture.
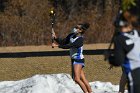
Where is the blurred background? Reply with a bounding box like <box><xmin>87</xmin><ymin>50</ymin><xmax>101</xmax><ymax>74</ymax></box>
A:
<box><xmin>0</xmin><ymin>0</ymin><xmax>120</xmax><ymax>46</ymax></box>
<box><xmin>0</xmin><ymin>0</ymin><xmax>123</xmax><ymax>84</ymax></box>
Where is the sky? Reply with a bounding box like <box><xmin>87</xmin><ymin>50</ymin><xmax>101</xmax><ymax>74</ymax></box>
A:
<box><xmin>0</xmin><ymin>73</ymin><xmax>128</xmax><ymax>93</ymax></box>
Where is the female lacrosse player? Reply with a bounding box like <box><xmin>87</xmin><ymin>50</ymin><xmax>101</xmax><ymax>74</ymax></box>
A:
<box><xmin>109</xmin><ymin>19</ymin><xmax>140</xmax><ymax>93</ymax></box>
<box><xmin>52</xmin><ymin>23</ymin><xmax>93</xmax><ymax>93</ymax></box>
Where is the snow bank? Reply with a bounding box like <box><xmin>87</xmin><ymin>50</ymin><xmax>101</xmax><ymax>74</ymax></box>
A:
<box><xmin>0</xmin><ymin>73</ymin><xmax>127</xmax><ymax>93</ymax></box>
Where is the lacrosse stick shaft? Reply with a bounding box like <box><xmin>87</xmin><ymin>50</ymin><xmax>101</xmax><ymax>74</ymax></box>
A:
<box><xmin>51</xmin><ymin>23</ymin><xmax>55</xmax><ymax>48</ymax></box>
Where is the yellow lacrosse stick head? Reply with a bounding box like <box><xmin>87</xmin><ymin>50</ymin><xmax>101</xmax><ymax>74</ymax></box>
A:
<box><xmin>50</xmin><ymin>10</ymin><xmax>54</xmax><ymax>14</ymax></box>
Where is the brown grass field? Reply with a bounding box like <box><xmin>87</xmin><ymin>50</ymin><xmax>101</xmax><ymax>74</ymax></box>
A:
<box><xmin>0</xmin><ymin>44</ymin><xmax>122</xmax><ymax>84</ymax></box>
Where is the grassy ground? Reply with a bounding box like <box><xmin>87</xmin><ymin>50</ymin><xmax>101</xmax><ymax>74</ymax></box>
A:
<box><xmin>0</xmin><ymin>44</ymin><xmax>122</xmax><ymax>84</ymax></box>
<box><xmin>0</xmin><ymin>55</ymin><xmax>122</xmax><ymax>84</ymax></box>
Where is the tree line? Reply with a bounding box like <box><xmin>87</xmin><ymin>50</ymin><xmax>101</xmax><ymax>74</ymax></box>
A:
<box><xmin>0</xmin><ymin>0</ymin><xmax>120</xmax><ymax>46</ymax></box>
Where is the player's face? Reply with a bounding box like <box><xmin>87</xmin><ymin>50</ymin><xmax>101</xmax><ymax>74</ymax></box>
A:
<box><xmin>75</xmin><ymin>25</ymin><xmax>83</xmax><ymax>33</ymax></box>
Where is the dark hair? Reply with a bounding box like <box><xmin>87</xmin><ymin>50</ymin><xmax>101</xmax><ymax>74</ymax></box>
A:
<box><xmin>79</xmin><ymin>23</ymin><xmax>90</xmax><ymax>30</ymax></box>
<box><xmin>114</xmin><ymin>0</ymin><xmax>140</xmax><ymax>27</ymax></box>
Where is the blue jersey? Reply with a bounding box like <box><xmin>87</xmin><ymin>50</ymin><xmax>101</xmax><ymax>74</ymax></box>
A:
<box><xmin>123</xmin><ymin>30</ymin><xmax>140</xmax><ymax>74</ymax></box>
<box><xmin>55</xmin><ymin>33</ymin><xmax>84</xmax><ymax>59</ymax></box>
<box><xmin>110</xmin><ymin>30</ymin><xmax>140</xmax><ymax>74</ymax></box>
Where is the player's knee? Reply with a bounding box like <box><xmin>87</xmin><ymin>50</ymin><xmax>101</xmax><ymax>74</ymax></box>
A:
<box><xmin>74</xmin><ymin>77</ymin><xmax>80</xmax><ymax>83</ymax></box>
